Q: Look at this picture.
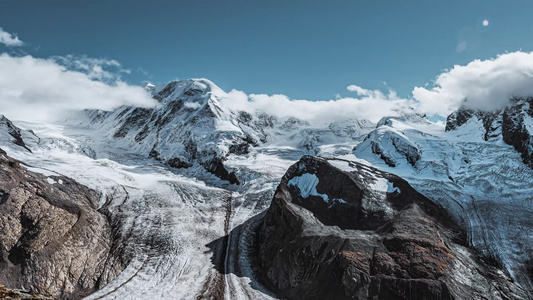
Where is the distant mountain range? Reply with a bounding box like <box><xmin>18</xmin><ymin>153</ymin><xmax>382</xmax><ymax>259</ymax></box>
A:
<box><xmin>0</xmin><ymin>79</ymin><xmax>532</xmax><ymax>299</ymax></box>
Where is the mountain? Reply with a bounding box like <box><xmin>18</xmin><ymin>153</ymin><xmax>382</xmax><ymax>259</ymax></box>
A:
<box><xmin>446</xmin><ymin>97</ymin><xmax>533</xmax><ymax>168</ymax></box>
<box><xmin>81</xmin><ymin>79</ymin><xmax>245</xmax><ymax>183</ymax></box>
<box><xmin>354</xmin><ymin>109</ymin><xmax>533</xmax><ymax>292</ymax></box>
<box><xmin>0</xmin><ymin>79</ymin><xmax>532</xmax><ymax>299</ymax></box>
<box><xmin>79</xmin><ymin>79</ymin><xmax>373</xmax><ymax>184</ymax></box>
<box><xmin>258</xmin><ymin>156</ymin><xmax>527</xmax><ymax>299</ymax></box>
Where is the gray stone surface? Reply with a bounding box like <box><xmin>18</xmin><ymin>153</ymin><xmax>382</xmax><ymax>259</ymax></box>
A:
<box><xmin>0</xmin><ymin>148</ymin><xmax>124</xmax><ymax>299</ymax></box>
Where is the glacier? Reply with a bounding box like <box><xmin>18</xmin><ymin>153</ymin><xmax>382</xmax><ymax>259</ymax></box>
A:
<box><xmin>0</xmin><ymin>78</ymin><xmax>532</xmax><ymax>299</ymax></box>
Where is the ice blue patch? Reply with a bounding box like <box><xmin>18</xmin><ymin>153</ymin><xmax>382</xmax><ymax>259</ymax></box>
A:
<box><xmin>288</xmin><ymin>173</ymin><xmax>329</xmax><ymax>202</ymax></box>
<box><xmin>387</xmin><ymin>181</ymin><xmax>401</xmax><ymax>194</ymax></box>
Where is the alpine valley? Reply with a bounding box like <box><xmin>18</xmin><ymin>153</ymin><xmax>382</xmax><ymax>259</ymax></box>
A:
<box><xmin>1</xmin><ymin>78</ymin><xmax>532</xmax><ymax>300</ymax></box>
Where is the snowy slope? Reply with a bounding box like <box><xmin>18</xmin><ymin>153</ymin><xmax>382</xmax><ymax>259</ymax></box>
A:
<box><xmin>353</xmin><ymin>113</ymin><xmax>533</xmax><ymax>291</ymax></box>
<box><xmin>0</xmin><ymin>114</ymin><xmax>37</xmax><ymax>152</ymax></box>
<box><xmin>4</xmin><ymin>119</ymin><xmax>281</xmax><ymax>300</ymax></box>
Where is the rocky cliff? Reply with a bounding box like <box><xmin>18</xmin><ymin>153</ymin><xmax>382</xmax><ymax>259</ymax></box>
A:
<box><xmin>257</xmin><ymin>156</ymin><xmax>528</xmax><ymax>299</ymax></box>
<box><xmin>0</xmin><ymin>148</ymin><xmax>124</xmax><ymax>299</ymax></box>
<box><xmin>446</xmin><ymin>97</ymin><xmax>533</xmax><ymax>168</ymax></box>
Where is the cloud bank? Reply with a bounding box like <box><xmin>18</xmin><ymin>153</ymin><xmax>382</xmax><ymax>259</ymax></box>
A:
<box><xmin>219</xmin><ymin>51</ymin><xmax>533</xmax><ymax>124</ymax></box>
<box><xmin>1</xmin><ymin>48</ymin><xmax>533</xmax><ymax>125</ymax></box>
<box><xmin>413</xmin><ymin>51</ymin><xmax>533</xmax><ymax>114</ymax></box>
<box><xmin>0</xmin><ymin>28</ymin><xmax>23</xmax><ymax>46</ymax></box>
<box><xmin>220</xmin><ymin>88</ymin><xmax>414</xmax><ymax>124</ymax></box>
<box><xmin>0</xmin><ymin>54</ymin><xmax>157</xmax><ymax>122</ymax></box>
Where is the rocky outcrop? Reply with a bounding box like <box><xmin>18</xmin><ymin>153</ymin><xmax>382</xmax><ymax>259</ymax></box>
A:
<box><xmin>446</xmin><ymin>97</ymin><xmax>533</xmax><ymax>168</ymax></box>
<box><xmin>502</xmin><ymin>98</ymin><xmax>533</xmax><ymax>168</ymax></box>
<box><xmin>0</xmin><ymin>285</ymin><xmax>53</xmax><ymax>299</ymax></box>
<box><xmin>257</xmin><ymin>156</ymin><xmax>528</xmax><ymax>299</ymax></box>
<box><xmin>0</xmin><ymin>148</ymin><xmax>124</xmax><ymax>299</ymax></box>
<box><xmin>0</xmin><ymin>116</ymin><xmax>32</xmax><ymax>152</ymax></box>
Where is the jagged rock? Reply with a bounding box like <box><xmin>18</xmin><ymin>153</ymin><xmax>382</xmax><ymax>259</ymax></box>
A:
<box><xmin>446</xmin><ymin>97</ymin><xmax>533</xmax><ymax>168</ymax></box>
<box><xmin>0</xmin><ymin>116</ymin><xmax>32</xmax><ymax>152</ymax></box>
<box><xmin>502</xmin><ymin>98</ymin><xmax>533</xmax><ymax>168</ymax></box>
<box><xmin>0</xmin><ymin>285</ymin><xmax>52</xmax><ymax>299</ymax></box>
<box><xmin>0</xmin><ymin>148</ymin><xmax>124</xmax><ymax>299</ymax></box>
<box><xmin>257</xmin><ymin>156</ymin><xmax>527</xmax><ymax>299</ymax></box>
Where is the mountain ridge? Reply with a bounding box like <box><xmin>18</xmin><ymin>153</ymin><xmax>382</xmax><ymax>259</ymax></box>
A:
<box><xmin>0</xmin><ymin>78</ymin><xmax>532</xmax><ymax>299</ymax></box>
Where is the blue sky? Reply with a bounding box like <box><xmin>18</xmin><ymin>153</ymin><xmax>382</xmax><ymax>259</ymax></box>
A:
<box><xmin>1</xmin><ymin>0</ymin><xmax>533</xmax><ymax>100</ymax></box>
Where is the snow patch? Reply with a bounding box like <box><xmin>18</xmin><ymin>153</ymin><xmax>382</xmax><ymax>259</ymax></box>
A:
<box><xmin>287</xmin><ymin>173</ymin><xmax>329</xmax><ymax>202</ymax></box>
<box><xmin>450</xmin><ymin>116</ymin><xmax>485</xmax><ymax>142</ymax></box>
<box><xmin>387</xmin><ymin>181</ymin><xmax>401</xmax><ymax>194</ymax></box>
<box><xmin>523</xmin><ymin>115</ymin><xmax>533</xmax><ymax>135</ymax></box>
<box><xmin>332</xmin><ymin>198</ymin><xmax>346</xmax><ymax>204</ymax></box>
<box><xmin>184</xmin><ymin>102</ymin><xmax>202</xmax><ymax>109</ymax></box>
<box><xmin>370</xmin><ymin>176</ymin><xmax>389</xmax><ymax>192</ymax></box>
<box><xmin>329</xmin><ymin>159</ymin><xmax>355</xmax><ymax>172</ymax></box>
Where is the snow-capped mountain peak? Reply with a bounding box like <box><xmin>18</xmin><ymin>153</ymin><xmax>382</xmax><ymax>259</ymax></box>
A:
<box><xmin>153</xmin><ymin>78</ymin><xmax>227</xmax><ymax>103</ymax></box>
<box><xmin>79</xmin><ymin>78</ymin><xmax>373</xmax><ymax>184</ymax></box>
<box><xmin>141</xmin><ymin>82</ymin><xmax>155</xmax><ymax>92</ymax></box>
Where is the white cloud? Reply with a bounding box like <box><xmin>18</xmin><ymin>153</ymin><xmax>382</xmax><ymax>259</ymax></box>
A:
<box><xmin>52</xmin><ymin>55</ymin><xmax>131</xmax><ymax>83</ymax></box>
<box><xmin>137</xmin><ymin>67</ymin><xmax>150</xmax><ymax>76</ymax></box>
<box><xmin>0</xmin><ymin>54</ymin><xmax>157</xmax><ymax>122</ymax></box>
<box><xmin>0</xmin><ymin>28</ymin><xmax>23</xmax><ymax>46</ymax></box>
<box><xmin>347</xmin><ymin>84</ymin><xmax>400</xmax><ymax>100</ymax></box>
<box><xmin>221</xmin><ymin>51</ymin><xmax>533</xmax><ymax>125</ymax></box>
<box><xmin>220</xmin><ymin>87</ymin><xmax>414</xmax><ymax>125</ymax></box>
<box><xmin>413</xmin><ymin>51</ymin><xmax>533</xmax><ymax>115</ymax></box>
<box><xmin>347</xmin><ymin>84</ymin><xmax>373</xmax><ymax>96</ymax></box>
<box><xmin>1</xmin><ymin>47</ymin><xmax>531</xmax><ymax>125</ymax></box>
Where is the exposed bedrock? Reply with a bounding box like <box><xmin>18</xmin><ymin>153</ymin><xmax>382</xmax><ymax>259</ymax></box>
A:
<box><xmin>257</xmin><ymin>156</ymin><xmax>529</xmax><ymax>299</ymax></box>
<box><xmin>0</xmin><ymin>148</ymin><xmax>125</xmax><ymax>299</ymax></box>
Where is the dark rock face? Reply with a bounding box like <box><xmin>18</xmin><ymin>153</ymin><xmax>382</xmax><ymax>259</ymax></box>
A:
<box><xmin>113</xmin><ymin>107</ymin><xmax>152</xmax><ymax>138</ymax></box>
<box><xmin>257</xmin><ymin>156</ymin><xmax>527</xmax><ymax>299</ymax></box>
<box><xmin>0</xmin><ymin>148</ymin><xmax>124</xmax><ymax>299</ymax></box>
<box><xmin>502</xmin><ymin>98</ymin><xmax>533</xmax><ymax>168</ymax></box>
<box><xmin>445</xmin><ymin>108</ymin><xmax>478</xmax><ymax>132</ymax></box>
<box><xmin>446</xmin><ymin>97</ymin><xmax>533</xmax><ymax>168</ymax></box>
